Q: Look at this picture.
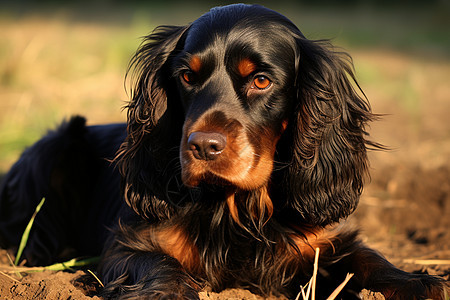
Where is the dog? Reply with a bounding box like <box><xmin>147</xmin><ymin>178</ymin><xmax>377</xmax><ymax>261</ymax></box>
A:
<box><xmin>0</xmin><ymin>4</ymin><xmax>447</xmax><ymax>299</ymax></box>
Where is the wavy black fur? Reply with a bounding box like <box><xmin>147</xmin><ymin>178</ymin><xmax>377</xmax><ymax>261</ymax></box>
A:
<box><xmin>0</xmin><ymin>4</ymin><xmax>447</xmax><ymax>300</ymax></box>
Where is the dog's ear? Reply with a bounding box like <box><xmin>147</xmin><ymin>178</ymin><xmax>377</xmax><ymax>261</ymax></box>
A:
<box><xmin>116</xmin><ymin>25</ymin><xmax>189</xmax><ymax>220</ymax></box>
<box><xmin>281</xmin><ymin>38</ymin><xmax>378</xmax><ymax>226</ymax></box>
<box><xmin>125</xmin><ymin>25</ymin><xmax>189</xmax><ymax>137</ymax></box>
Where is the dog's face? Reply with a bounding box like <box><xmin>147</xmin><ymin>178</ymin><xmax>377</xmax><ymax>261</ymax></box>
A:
<box><xmin>120</xmin><ymin>4</ymin><xmax>374</xmax><ymax>225</ymax></box>
<box><xmin>173</xmin><ymin>9</ymin><xmax>298</xmax><ymax>190</ymax></box>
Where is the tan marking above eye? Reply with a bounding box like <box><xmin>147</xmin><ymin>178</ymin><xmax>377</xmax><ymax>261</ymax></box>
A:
<box><xmin>238</xmin><ymin>58</ymin><xmax>256</xmax><ymax>77</ymax></box>
<box><xmin>189</xmin><ymin>55</ymin><xmax>202</xmax><ymax>73</ymax></box>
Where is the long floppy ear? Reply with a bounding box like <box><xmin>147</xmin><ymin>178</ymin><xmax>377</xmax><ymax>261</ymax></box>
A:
<box><xmin>116</xmin><ymin>25</ymin><xmax>189</xmax><ymax>220</ymax></box>
<box><xmin>281</xmin><ymin>38</ymin><xmax>379</xmax><ymax>226</ymax></box>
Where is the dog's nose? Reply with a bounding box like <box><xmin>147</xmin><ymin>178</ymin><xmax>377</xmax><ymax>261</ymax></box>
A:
<box><xmin>187</xmin><ymin>132</ymin><xmax>226</xmax><ymax>161</ymax></box>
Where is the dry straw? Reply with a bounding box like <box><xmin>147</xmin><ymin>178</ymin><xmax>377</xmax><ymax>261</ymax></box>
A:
<box><xmin>296</xmin><ymin>248</ymin><xmax>354</xmax><ymax>300</ymax></box>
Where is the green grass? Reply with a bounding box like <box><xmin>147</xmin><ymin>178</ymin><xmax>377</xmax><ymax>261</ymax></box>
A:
<box><xmin>6</xmin><ymin>197</ymin><xmax>100</xmax><ymax>275</ymax></box>
<box><xmin>14</xmin><ymin>198</ymin><xmax>46</xmax><ymax>266</ymax></box>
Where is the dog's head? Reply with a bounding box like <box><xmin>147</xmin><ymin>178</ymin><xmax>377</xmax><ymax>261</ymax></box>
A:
<box><xmin>117</xmin><ymin>4</ymin><xmax>376</xmax><ymax>226</ymax></box>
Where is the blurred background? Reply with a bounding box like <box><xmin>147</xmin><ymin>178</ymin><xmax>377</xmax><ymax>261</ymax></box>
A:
<box><xmin>0</xmin><ymin>0</ymin><xmax>449</xmax><ymax>277</ymax></box>
<box><xmin>0</xmin><ymin>0</ymin><xmax>449</xmax><ymax>172</ymax></box>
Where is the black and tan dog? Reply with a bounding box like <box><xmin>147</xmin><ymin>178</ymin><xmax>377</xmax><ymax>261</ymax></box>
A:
<box><xmin>0</xmin><ymin>4</ymin><xmax>447</xmax><ymax>299</ymax></box>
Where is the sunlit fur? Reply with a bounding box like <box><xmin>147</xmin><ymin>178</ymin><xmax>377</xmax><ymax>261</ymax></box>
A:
<box><xmin>0</xmin><ymin>4</ymin><xmax>447</xmax><ymax>300</ymax></box>
<box><xmin>103</xmin><ymin>4</ymin><xmax>446</xmax><ymax>299</ymax></box>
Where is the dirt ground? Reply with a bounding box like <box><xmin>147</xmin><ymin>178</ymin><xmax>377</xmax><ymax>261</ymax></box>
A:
<box><xmin>1</xmin><ymin>49</ymin><xmax>449</xmax><ymax>299</ymax></box>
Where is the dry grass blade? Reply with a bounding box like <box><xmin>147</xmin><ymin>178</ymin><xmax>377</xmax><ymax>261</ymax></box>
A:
<box><xmin>312</xmin><ymin>247</ymin><xmax>320</xmax><ymax>300</ymax></box>
<box><xmin>295</xmin><ymin>248</ymin><xmax>354</xmax><ymax>300</ymax></box>
<box><xmin>6</xmin><ymin>252</ymin><xmax>14</xmax><ymax>266</ymax></box>
<box><xmin>296</xmin><ymin>281</ymin><xmax>310</xmax><ymax>300</ymax></box>
<box><xmin>0</xmin><ymin>270</ymin><xmax>19</xmax><ymax>282</ymax></box>
<box><xmin>296</xmin><ymin>248</ymin><xmax>320</xmax><ymax>300</ymax></box>
<box><xmin>326</xmin><ymin>273</ymin><xmax>354</xmax><ymax>300</ymax></box>
<box><xmin>88</xmin><ymin>269</ymin><xmax>104</xmax><ymax>287</ymax></box>
<box><xmin>6</xmin><ymin>249</ymin><xmax>23</xmax><ymax>279</ymax></box>
<box><xmin>304</xmin><ymin>278</ymin><xmax>312</xmax><ymax>300</ymax></box>
<box><xmin>14</xmin><ymin>197</ymin><xmax>46</xmax><ymax>266</ymax></box>
<box><xmin>403</xmin><ymin>259</ymin><xmax>450</xmax><ymax>265</ymax></box>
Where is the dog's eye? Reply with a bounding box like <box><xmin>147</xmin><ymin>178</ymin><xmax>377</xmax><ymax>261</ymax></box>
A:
<box><xmin>252</xmin><ymin>76</ymin><xmax>271</xmax><ymax>90</ymax></box>
<box><xmin>181</xmin><ymin>71</ymin><xmax>195</xmax><ymax>84</ymax></box>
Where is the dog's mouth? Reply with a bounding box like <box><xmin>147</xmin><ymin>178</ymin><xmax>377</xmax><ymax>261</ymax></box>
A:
<box><xmin>182</xmin><ymin>170</ymin><xmax>234</xmax><ymax>189</ymax></box>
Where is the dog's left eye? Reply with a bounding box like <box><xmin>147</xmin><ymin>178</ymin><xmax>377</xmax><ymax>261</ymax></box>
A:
<box><xmin>181</xmin><ymin>70</ymin><xmax>195</xmax><ymax>84</ymax></box>
<box><xmin>251</xmin><ymin>76</ymin><xmax>271</xmax><ymax>90</ymax></box>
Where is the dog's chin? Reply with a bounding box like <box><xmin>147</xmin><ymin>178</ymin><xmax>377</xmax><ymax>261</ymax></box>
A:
<box><xmin>183</xmin><ymin>172</ymin><xmax>234</xmax><ymax>188</ymax></box>
<box><xmin>182</xmin><ymin>171</ymin><xmax>266</xmax><ymax>192</ymax></box>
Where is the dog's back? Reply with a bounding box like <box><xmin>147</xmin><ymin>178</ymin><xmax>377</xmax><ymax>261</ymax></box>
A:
<box><xmin>0</xmin><ymin>116</ymin><xmax>128</xmax><ymax>265</ymax></box>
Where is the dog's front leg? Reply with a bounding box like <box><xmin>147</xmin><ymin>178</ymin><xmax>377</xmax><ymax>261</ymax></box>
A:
<box><xmin>316</xmin><ymin>229</ymin><xmax>449</xmax><ymax>300</ymax></box>
<box><xmin>291</xmin><ymin>228</ymin><xmax>448</xmax><ymax>299</ymax></box>
<box><xmin>347</xmin><ymin>244</ymin><xmax>448</xmax><ymax>300</ymax></box>
<box><xmin>99</xmin><ymin>223</ymin><xmax>200</xmax><ymax>300</ymax></box>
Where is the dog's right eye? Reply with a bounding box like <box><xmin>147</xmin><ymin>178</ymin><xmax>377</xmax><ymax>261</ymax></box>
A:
<box><xmin>181</xmin><ymin>70</ymin><xmax>195</xmax><ymax>84</ymax></box>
